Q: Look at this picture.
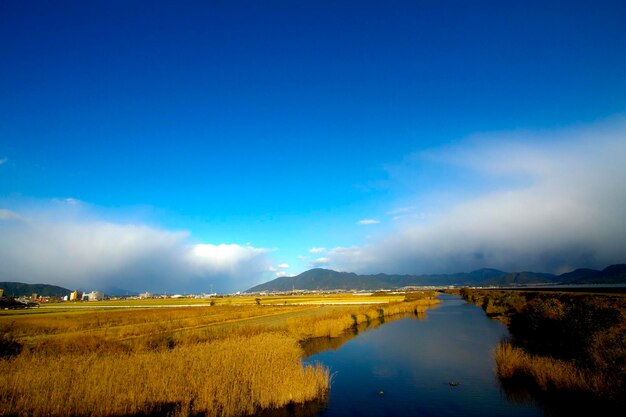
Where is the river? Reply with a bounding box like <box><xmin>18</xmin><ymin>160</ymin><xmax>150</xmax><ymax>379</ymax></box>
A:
<box><xmin>302</xmin><ymin>293</ymin><xmax>545</xmax><ymax>417</ymax></box>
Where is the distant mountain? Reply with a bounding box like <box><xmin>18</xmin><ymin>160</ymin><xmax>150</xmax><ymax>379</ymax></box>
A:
<box><xmin>558</xmin><ymin>268</ymin><xmax>601</xmax><ymax>282</ymax></box>
<box><xmin>246</xmin><ymin>264</ymin><xmax>626</xmax><ymax>292</ymax></box>
<box><xmin>0</xmin><ymin>282</ymin><xmax>138</xmax><ymax>298</ymax></box>
<box><xmin>481</xmin><ymin>271</ymin><xmax>560</xmax><ymax>286</ymax></box>
<box><xmin>247</xmin><ymin>268</ymin><xmax>509</xmax><ymax>292</ymax></box>
<box><xmin>560</xmin><ymin>264</ymin><xmax>626</xmax><ymax>284</ymax></box>
<box><xmin>0</xmin><ymin>282</ymin><xmax>71</xmax><ymax>297</ymax></box>
<box><xmin>250</xmin><ymin>269</ymin><xmax>391</xmax><ymax>292</ymax></box>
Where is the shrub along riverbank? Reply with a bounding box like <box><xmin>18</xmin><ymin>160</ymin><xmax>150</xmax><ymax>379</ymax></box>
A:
<box><xmin>455</xmin><ymin>288</ymin><xmax>625</xmax><ymax>405</ymax></box>
<box><xmin>0</xmin><ymin>292</ymin><xmax>439</xmax><ymax>417</ymax></box>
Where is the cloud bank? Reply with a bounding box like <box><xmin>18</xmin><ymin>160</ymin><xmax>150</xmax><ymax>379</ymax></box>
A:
<box><xmin>357</xmin><ymin>219</ymin><xmax>380</xmax><ymax>225</ymax></box>
<box><xmin>0</xmin><ymin>203</ymin><xmax>271</xmax><ymax>293</ymax></box>
<box><xmin>309</xmin><ymin>257</ymin><xmax>330</xmax><ymax>268</ymax></box>
<box><xmin>325</xmin><ymin>118</ymin><xmax>626</xmax><ymax>275</ymax></box>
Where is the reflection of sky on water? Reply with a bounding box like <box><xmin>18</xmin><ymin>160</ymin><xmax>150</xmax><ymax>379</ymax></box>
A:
<box><xmin>306</xmin><ymin>294</ymin><xmax>544</xmax><ymax>417</ymax></box>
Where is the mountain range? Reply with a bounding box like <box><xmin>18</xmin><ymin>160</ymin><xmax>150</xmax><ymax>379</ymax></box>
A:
<box><xmin>0</xmin><ymin>282</ymin><xmax>138</xmax><ymax>298</ymax></box>
<box><xmin>246</xmin><ymin>264</ymin><xmax>626</xmax><ymax>292</ymax></box>
<box><xmin>2</xmin><ymin>264</ymin><xmax>625</xmax><ymax>296</ymax></box>
<box><xmin>0</xmin><ymin>282</ymin><xmax>71</xmax><ymax>298</ymax></box>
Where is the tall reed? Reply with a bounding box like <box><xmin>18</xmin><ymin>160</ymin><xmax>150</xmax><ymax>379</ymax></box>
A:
<box><xmin>459</xmin><ymin>287</ymin><xmax>626</xmax><ymax>402</ymax></box>
<box><xmin>494</xmin><ymin>342</ymin><xmax>598</xmax><ymax>393</ymax></box>
<box><xmin>0</xmin><ymin>294</ymin><xmax>440</xmax><ymax>416</ymax></box>
<box><xmin>287</xmin><ymin>299</ymin><xmax>437</xmax><ymax>340</ymax></box>
<box><xmin>0</xmin><ymin>333</ymin><xmax>328</xmax><ymax>417</ymax></box>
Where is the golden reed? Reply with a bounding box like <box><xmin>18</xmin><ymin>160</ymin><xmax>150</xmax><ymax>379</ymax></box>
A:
<box><xmin>0</xmin><ymin>296</ymin><xmax>438</xmax><ymax>417</ymax></box>
<box><xmin>0</xmin><ymin>333</ymin><xmax>328</xmax><ymax>417</ymax></box>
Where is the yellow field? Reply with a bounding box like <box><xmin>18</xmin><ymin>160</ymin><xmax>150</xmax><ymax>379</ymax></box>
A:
<box><xmin>24</xmin><ymin>292</ymin><xmax>406</xmax><ymax>308</ymax></box>
<box><xmin>0</xmin><ymin>291</ymin><xmax>439</xmax><ymax>417</ymax></box>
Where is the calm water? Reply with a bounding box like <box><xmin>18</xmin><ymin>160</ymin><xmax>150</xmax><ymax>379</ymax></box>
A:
<box><xmin>304</xmin><ymin>294</ymin><xmax>545</xmax><ymax>417</ymax></box>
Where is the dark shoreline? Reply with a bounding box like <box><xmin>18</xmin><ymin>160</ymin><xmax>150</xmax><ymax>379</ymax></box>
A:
<box><xmin>496</xmin><ymin>285</ymin><xmax>626</xmax><ymax>294</ymax></box>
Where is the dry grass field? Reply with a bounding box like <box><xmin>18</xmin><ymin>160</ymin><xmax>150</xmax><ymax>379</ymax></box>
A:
<box><xmin>1</xmin><ymin>334</ymin><xmax>329</xmax><ymax>417</ymax></box>
<box><xmin>31</xmin><ymin>292</ymin><xmax>406</xmax><ymax>308</ymax></box>
<box><xmin>0</xmin><ymin>291</ymin><xmax>439</xmax><ymax>417</ymax></box>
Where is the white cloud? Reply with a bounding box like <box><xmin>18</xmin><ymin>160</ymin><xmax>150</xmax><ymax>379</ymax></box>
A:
<box><xmin>357</xmin><ymin>219</ymin><xmax>380</xmax><ymax>225</ymax></box>
<box><xmin>392</xmin><ymin>213</ymin><xmax>430</xmax><ymax>222</ymax></box>
<box><xmin>51</xmin><ymin>197</ymin><xmax>81</xmax><ymax>206</ymax></box>
<box><xmin>387</xmin><ymin>206</ymin><xmax>431</xmax><ymax>222</ymax></box>
<box><xmin>278</xmin><ymin>263</ymin><xmax>289</xmax><ymax>268</ymax></box>
<box><xmin>387</xmin><ymin>206</ymin><xmax>417</xmax><ymax>215</ymax></box>
<box><xmin>0</xmin><ymin>158</ymin><xmax>7</xmax><ymax>165</ymax></box>
<box><xmin>0</xmin><ymin>203</ymin><xmax>272</xmax><ymax>293</ymax></box>
<box><xmin>309</xmin><ymin>247</ymin><xmax>326</xmax><ymax>253</ymax></box>
<box><xmin>309</xmin><ymin>257</ymin><xmax>330</xmax><ymax>267</ymax></box>
<box><xmin>191</xmin><ymin>244</ymin><xmax>268</xmax><ymax>272</ymax></box>
<box><xmin>0</xmin><ymin>209</ymin><xmax>23</xmax><ymax>221</ymax></box>
<box><xmin>327</xmin><ymin>118</ymin><xmax>626</xmax><ymax>274</ymax></box>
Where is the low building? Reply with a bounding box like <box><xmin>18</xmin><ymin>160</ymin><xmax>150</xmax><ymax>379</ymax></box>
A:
<box><xmin>86</xmin><ymin>291</ymin><xmax>105</xmax><ymax>301</ymax></box>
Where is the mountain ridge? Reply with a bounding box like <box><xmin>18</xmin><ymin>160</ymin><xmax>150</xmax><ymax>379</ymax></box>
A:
<box><xmin>0</xmin><ymin>282</ymin><xmax>71</xmax><ymax>298</ymax></box>
<box><xmin>246</xmin><ymin>264</ymin><xmax>626</xmax><ymax>292</ymax></box>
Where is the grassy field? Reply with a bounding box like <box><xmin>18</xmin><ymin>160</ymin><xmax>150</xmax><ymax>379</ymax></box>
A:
<box><xmin>0</xmin><ymin>291</ymin><xmax>439</xmax><ymax>417</ymax></box>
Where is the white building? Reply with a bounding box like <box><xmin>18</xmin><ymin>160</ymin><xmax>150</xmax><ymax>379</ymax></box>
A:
<box><xmin>84</xmin><ymin>291</ymin><xmax>105</xmax><ymax>301</ymax></box>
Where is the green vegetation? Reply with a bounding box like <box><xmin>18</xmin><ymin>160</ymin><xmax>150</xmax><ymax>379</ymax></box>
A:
<box><xmin>457</xmin><ymin>288</ymin><xmax>626</xmax><ymax>404</ymax></box>
<box><xmin>0</xmin><ymin>292</ymin><xmax>439</xmax><ymax>417</ymax></box>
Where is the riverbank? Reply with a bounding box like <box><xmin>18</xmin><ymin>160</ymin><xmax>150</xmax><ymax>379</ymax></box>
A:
<box><xmin>453</xmin><ymin>288</ymin><xmax>625</xmax><ymax>407</ymax></box>
<box><xmin>0</xmin><ymin>292</ymin><xmax>439</xmax><ymax>416</ymax></box>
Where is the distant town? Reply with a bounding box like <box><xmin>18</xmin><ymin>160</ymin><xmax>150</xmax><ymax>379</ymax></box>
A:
<box><xmin>0</xmin><ymin>288</ymin><xmax>222</xmax><ymax>307</ymax></box>
<box><xmin>0</xmin><ymin>284</ymin><xmax>450</xmax><ymax>309</ymax></box>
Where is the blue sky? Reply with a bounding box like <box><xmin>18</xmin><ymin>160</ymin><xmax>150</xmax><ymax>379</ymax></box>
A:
<box><xmin>1</xmin><ymin>1</ymin><xmax>626</xmax><ymax>293</ymax></box>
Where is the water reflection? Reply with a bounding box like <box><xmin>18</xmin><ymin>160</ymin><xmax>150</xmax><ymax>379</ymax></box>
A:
<box><xmin>300</xmin><ymin>310</ymin><xmax>428</xmax><ymax>357</ymax></box>
<box><xmin>498</xmin><ymin>379</ymin><xmax>621</xmax><ymax>417</ymax></box>
<box><xmin>302</xmin><ymin>294</ymin><xmax>544</xmax><ymax>417</ymax></box>
<box><xmin>256</xmin><ymin>309</ymin><xmax>432</xmax><ymax>417</ymax></box>
<box><xmin>267</xmin><ymin>294</ymin><xmax>619</xmax><ymax>417</ymax></box>
<box><xmin>253</xmin><ymin>399</ymin><xmax>328</xmax><ymax>417</ymax></box>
